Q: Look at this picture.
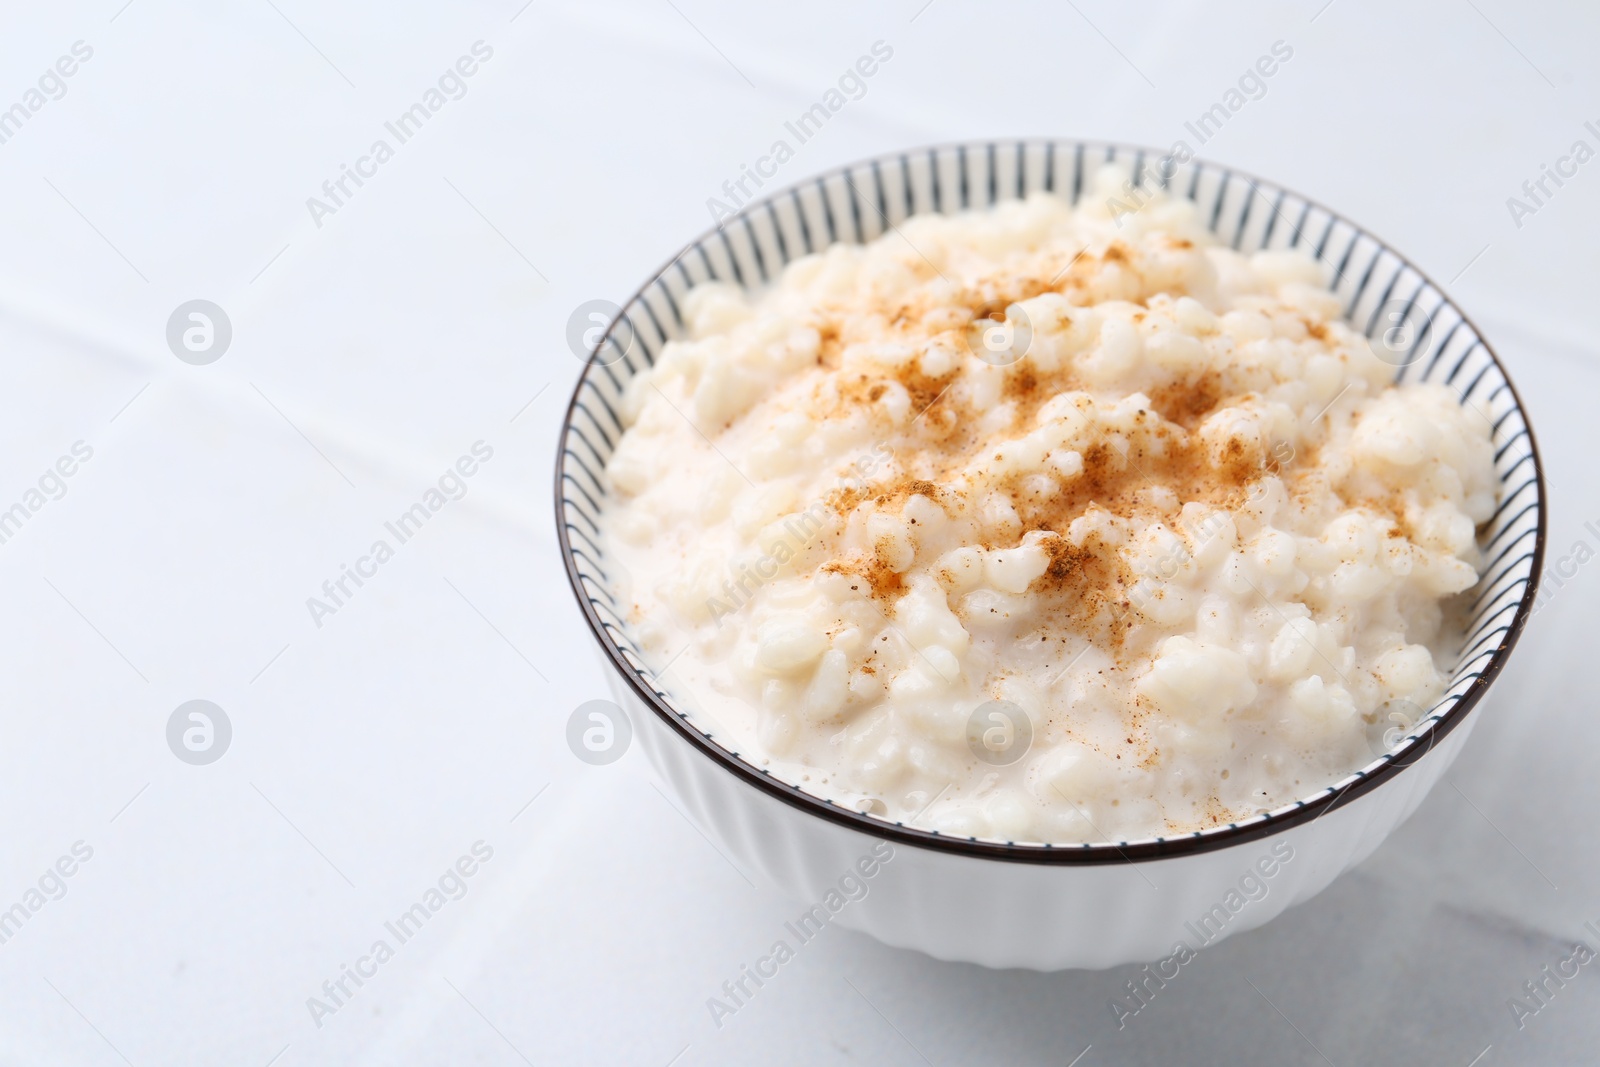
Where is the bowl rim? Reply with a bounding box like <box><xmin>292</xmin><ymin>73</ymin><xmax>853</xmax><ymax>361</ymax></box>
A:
<box><xmin>554</xmin><ymin>137</ymin><xmax>1547</xmax><ymax>865</ymax></box>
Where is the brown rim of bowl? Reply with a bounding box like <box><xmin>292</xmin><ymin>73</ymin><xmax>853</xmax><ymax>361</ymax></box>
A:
<box><xmin>554</xmin><ymin>138</ymin><xmax>1547</xmax><ymax>864</ymax></box>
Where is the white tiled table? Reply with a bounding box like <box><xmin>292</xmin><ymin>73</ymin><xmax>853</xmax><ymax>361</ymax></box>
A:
<box><xmin>0</xmin><ymin>2</ymin><xmax>1596</xmax><ymax>1063</ymax></box>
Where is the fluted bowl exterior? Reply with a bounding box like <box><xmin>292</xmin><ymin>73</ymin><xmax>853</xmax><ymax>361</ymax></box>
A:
<box><xmin>558</xmin><ymin>140</ymin><xmax>1545</xmax><ymax>970</ymax></box>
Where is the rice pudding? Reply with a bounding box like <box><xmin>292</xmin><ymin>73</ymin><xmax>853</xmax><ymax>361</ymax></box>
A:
<box><xmin>601</xmin><ymin>171</ymin><xmax>1496</xmax><ymax>844</ymax></box>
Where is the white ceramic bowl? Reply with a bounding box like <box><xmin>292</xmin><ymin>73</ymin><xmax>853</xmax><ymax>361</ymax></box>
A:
<box><xmin>557</xmin><ymin>140</ymin><xmax>1546</xmax><ymax>970</ymax></box>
